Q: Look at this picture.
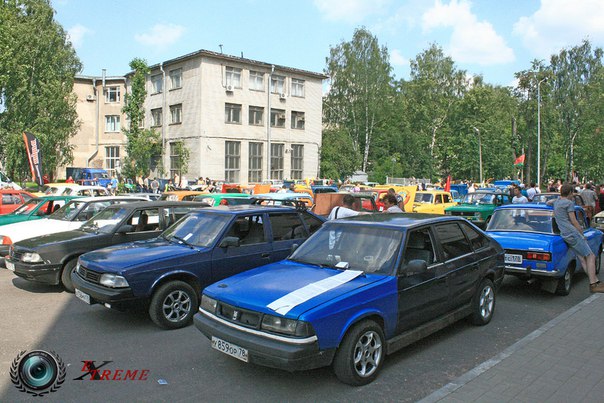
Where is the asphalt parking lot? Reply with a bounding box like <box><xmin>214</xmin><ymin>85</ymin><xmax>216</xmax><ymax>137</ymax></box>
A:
<box><xmin>0</xmin><ymin>266</ymin><xmax>593</xmax><ymax>402</ymax></box>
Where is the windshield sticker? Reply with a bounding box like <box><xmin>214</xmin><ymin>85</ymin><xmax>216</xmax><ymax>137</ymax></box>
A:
<box><xmin>267</xmin><ymin>270</ymin><xmax>363</xmax><ymax>315</ymax></box>
<box><xmin>183</xmin><ymin>233</ymin><xmax>193</xmax><ymax>241</ymax></box>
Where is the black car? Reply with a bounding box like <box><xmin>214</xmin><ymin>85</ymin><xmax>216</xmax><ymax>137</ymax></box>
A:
<box><xmin>6</xmin><ymin>201</ymin><xmax>207</xmax><ymax>292</ymax></box>
<box><xmin>72</xmin><ymin>205</ymin><xmax>326</xmax><ymax>329</ymax></box>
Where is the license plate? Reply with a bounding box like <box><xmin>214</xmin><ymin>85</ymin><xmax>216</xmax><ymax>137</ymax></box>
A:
<box><xmin>211</xmin><ymin>336</ymin><xmax>248</xmax><ymax>362</ymax></box>
<box><xmin>5</xmin><ymin>261</ymin><xmax>15</xmax><ymax>271</ymax></box>
<box><xmin>75</xmin><ymin>288</ymin><xmax>91</xmax><ymax>304</ymax></box>
<box><xmin>505</xmin><ymin>254</ymin><xmax>523</xmax><ymax>264</ymax></box>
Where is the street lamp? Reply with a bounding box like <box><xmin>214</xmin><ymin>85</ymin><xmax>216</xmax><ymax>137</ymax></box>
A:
<box><xmin>537</xmin><ymin>77</ymin><xmax>547</xmax><ymax>189</ymax></box>
<box><xmin>473</xmin><ymin>127</ymin><xmax>483</xmax><ymax>185</ymax></box>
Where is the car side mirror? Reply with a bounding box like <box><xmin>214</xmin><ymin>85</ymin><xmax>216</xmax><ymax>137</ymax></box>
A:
<box><xmin>220</xmin><ymin>236</ymin><xmax>240</xmax><ymax>248</ymax></box>
<box><xmin>404</xmin><ymin>260</ymin><xmax>428</xmax><ymax>276</ymax></box>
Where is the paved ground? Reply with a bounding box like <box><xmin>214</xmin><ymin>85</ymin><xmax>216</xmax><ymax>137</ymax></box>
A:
<box><xmin>420</xmin><ymin>293</ymin><xmax>604</xmax><ymax>403</ymax></box>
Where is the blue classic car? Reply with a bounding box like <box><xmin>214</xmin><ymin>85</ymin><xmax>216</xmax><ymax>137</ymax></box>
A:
<box><xmin>194</xmin><ymin>214</ymin><xmax>504</xmax><ymax>385</ymax></box>
<box><xmin>486</xmin><ymin>204</ymin><xmax>603</xmax><ymax>295</ymax></box>
<box><xmin>72</xmin><ymin>205</ymin><xmax>325</xmax><ymax>329</ymax></box>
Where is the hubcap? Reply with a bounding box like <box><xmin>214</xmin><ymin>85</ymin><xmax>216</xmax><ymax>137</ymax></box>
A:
<box><xmin>162</xmin><ymin>290</ymin><xmax>191</xmax><ymax>322</ymax></box>
<box><xmin>353</xmin><ymin>330</ymin><xmax>382</xmax><ymax>378</ymax></box>
<box><xmin>479</xmin><ymin>286</ymin><xmax>494</xmax><ymax>319</ymax></box>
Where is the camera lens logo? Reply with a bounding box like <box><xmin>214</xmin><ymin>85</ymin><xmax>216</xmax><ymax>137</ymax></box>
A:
<box><xmin>10</xmin><ymin>350</ymin><xmax>66</xmax><ymax>396</ymax></box>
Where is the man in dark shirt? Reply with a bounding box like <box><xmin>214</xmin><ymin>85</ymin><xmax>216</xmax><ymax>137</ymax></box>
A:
<box><xmin>553</xmin><ymin>183</ymin><xmax>604</xmax><ymax>293</ymax></box>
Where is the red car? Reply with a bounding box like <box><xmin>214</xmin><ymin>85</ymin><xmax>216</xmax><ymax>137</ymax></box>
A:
<box><xmin>0</xmin><ymin>189</ymin><xmax>35</xmax><ymax>215</ymax></box>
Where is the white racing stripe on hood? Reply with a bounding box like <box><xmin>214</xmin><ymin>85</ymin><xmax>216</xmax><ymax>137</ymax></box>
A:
<box><xmin>267</xmin><ymin>270</ymin><xmax>364</xmax><ymax>316</ymax></box>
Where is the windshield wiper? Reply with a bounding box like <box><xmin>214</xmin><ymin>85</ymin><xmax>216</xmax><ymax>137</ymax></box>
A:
<box><xmin>171</xmin><ymin>235</ymin><xmax>194</xmax><ymax>247</ymax></box>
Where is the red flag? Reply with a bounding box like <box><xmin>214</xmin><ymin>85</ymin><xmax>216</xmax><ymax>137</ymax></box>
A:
<box><xmin>513</xmin><ymin>155</ymin><xmax>525</xmax><ymax>167</ymax></box>
<box><xmin>444</xmin><ymin>175</ymin><xmax>451</xmax><ymax>192</ymax></box>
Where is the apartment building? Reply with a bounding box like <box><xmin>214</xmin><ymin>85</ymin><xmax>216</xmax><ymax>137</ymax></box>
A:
<box><xmin>70</xmin><ymin>74</ymin><xmax>127</xmax><ymax>177</ymax></box>
<box><xmin>140</xmin><ymin>50</ymin><xmax>326</xmax><ymax>184</ymax></box>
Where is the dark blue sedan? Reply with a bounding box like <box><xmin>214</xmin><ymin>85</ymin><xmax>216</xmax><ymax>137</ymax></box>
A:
<box><xmin>486</xmin><ymin>203</ymin><xmax>603</xmax><ymax>295</ymax></box>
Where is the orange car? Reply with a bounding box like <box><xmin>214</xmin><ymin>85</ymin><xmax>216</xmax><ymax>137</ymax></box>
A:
<box><xmin>159</xmin><ymin>190</ymin><xmax>207</xmax><ymax>201</ymax></box>
<box><xmin>0</xmin><ymin>189</ymin><xmax>35</xmax><ymax>215</ymax></box>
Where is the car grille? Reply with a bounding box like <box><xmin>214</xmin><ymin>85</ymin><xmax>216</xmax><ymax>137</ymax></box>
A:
<box><xmin>216</xmin><ymin>302</ymin><xmax>261</xmax><ymax>328</ymax></box>
<box><xmin>449</xmin><ymin>211</ymin><xmax>475</xmax><ymax>217</ymax></box>
<box><xmin>77</xmin><ymin>265</ymin><xmax>102</xmax><ymax>284</ymax></box>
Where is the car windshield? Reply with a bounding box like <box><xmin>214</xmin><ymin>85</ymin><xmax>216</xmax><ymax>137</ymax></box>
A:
<box><xmin>12</xmin><ymin>199</ymin><xmax>41</xmax><ymax>215</ymax></box>
<box><xmin>462</xmin><ymin>193</ymin><xmax>494</xmax><ymax>204</ymax></box>
<box><xmin>414</xmin><ymin>193</ymin><xmax>433</xmax><ymax>203</ymax></box>
<box><xmin>44</xmin><ymin>186</ymin><xmax>61</xmax><ymax>195</ymax></box>
<box><xmin>533</xmin><ymin>194</ymin><xmax>558</xmax><ymax>204</ymax></box>
<box><xmin>80</xmin><ymin>207</ymin><xmax>129</xmax><ymax>233</ymax></box>
<box><xmin>50</xmin><ymin>200</ymin><xmax>88</xmax><ymax>220</ymax></box>
<box><xmin>289</xmin><ymin>224</ymin><xmax>402</xmax><ymax>275</ymax></box>
<box><xmin>162</xmin><ymin>213</ymin><xmax>230</xmax><ymax>247</ymax></box>
<box><xmin>487</xmin><ymin>209</ymin><xmax>555</xmax><ymax>234</ymax></box>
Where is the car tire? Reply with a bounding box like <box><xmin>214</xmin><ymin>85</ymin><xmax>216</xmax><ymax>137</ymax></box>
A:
<box><xmin>149</xmin><ymin>281</ymin><xmax>198</xmax><ymax>330</ymax></box>
<box><xmin>60</xmin><ymin>259</ymin><xmax>78</xmax><ymax>293</ymax></box>
<box><xmin>555</xmin><ymin>266</ymin><xmax>574</xmax><ymax>296</ymax></box>
<box><xmin>471</xmin><ymin>278</ymin><xmax>495</xmax><ymax>326</ymax></box>
<box><xmin>332</xmin><ymin>319</ymin><xmax>385</xmax><ymax>386</ymax></box>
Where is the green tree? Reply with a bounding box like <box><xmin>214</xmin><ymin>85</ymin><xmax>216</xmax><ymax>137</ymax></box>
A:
<box><xmin>323</xmin><ymin>27</ymin><xmax>395</xmax><ymax>173</ymax></box>
<box><xmin>171</xmin><ymin>140</ymin><xmax>191</xmax><ymax>182</ymax></box>
<box><xmin>0</xmin><ymin>0</ymin><xmax>81</xmax><ymax>182</ymax></box>
<box><xmin>121</xmin><ymin>58</ymin><xmax>162</xmax><ymax>179</ymax></box>
<box><xmin>319</xmin><ymin>127</ymin><xmax>357</xmax><ymax>180</ymax></box>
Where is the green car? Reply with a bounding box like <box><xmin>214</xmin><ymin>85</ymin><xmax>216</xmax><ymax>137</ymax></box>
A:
<box><xmin>192</xmin><ymin>193</ymin><xmax>251</xmax><ymax>206</ymax></box>
<box><xmin>444</xmin><ymin>190</ymin><xmax>512</xmax><ymax>227</ymax></box>
<box><xmin>0</xmin><ymin>195</ymin><xmax>80</xmax><ymax>226</ymax></box>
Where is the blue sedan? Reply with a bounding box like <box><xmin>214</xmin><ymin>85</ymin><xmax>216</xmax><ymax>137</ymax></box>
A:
<box><xmin>486</xmin><ymin>204</ymin><xmax>603</xmax><ymax>295</ymax></box>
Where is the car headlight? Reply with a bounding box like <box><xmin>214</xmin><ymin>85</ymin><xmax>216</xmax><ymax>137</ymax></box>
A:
<box><xmin>261</xmin><ymin>314</ymin><xmax>315</xmax><ymax>337</ymax></box>
<box><xmin>0</xmin><ymin>235</ymin><xmax>12</xmax><ymax>245</ymax></box>
<box><xmin>445</xmin><ymin>211</ymin><xmax>452</xmax><ymax>215</ymax></box>
<box><xmin>99</xmin><ymin>273</ymin><xmax>129</xmax><ymax>288</ymax></box>
<box><xmin>200</xmin><ymin>294</ymin><xmax>217</xmax><ymax>313</ymax></box>
<box><xmin>22</xmin><ymin>252</ymin><xmax>43</xmax><ymax>263</ymax></box>
<box><xmin>596</xmin><ymin>217</ymin><xmax>604</xmax><ymax>224</ymax></box>
<box><xmin>474</xmin><ymin>212</ymin><xmax>482</xmax><ymax>218</ymax></box>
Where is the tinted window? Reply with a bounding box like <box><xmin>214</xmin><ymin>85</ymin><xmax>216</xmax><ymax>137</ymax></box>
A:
<box><xmin>224</xmin><ymin>215</ymin><xmax>266</xmax><ymax>245</ymax></box>
<box><xmin>163</xmin><ymin>213</ymin><xmax>230</xmax><ymax>247</ymax></box>
<box><xmin>443</xmin><ymin>194</ymin><xmax>451</xmax><ymax>203</ymax></box>
<box><xmin>434</xmin><ymin>223</ymin><xmax>472</xmax><ymax>260</ymax></box>
<box><xmin>460</xmin><ymin>223</ymin><xmax>490</xmax><ymax>250</ymax></box>
<box><xmin>301</xmin><ymin>212</ymin><xmax>323</xmax><ymax>235</ymax></box>
<box><xmin>269</xmin><ymin>213</ymin><xmax>306</xmax><ymax>241</ymax></box>
<box><xmin>128</xmin><ymin>209</ymin><xmax>160</xmax><ymax>232</ymax></box>
<box><xmin>402</xmin><ymin>228</ymin><xmax>437</xmax><ymax>266</ymax></box>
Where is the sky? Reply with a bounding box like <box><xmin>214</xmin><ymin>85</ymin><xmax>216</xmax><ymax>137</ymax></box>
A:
<box><xmin>52</xmin><ymin>0</ymin><xmax>604</xmax><ymax>88</ymax></box>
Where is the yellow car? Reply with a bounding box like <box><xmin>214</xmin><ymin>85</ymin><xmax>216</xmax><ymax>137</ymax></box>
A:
<box><xmin>412</xmin><ymin>190</ymin><xmax>457</xmax><ymax>214</ymax></box>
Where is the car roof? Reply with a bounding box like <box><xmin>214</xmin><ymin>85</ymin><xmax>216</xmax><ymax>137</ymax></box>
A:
<box><xmin>198</xmin><ymin>193</ymin><xmax>250</xmax><ymax>198</ymax></box>
<box><xmin>67</xmin><ymin>195</ymin><xmax>148</xmax><ymax>202</ymax></box>
<box><xmin>103</xmin><ymin>201</ymin><xmax>209</xmax><ymax>209</ymax></box>
<box><xmin>252</xmin><ymin>193</ymin><xmax>310</xmax><ymax>199</ymax></box>
<box><xmin>34</xmin><ymin>195</ymin><xmax>82</xmax><ymax>201</ymax></box>
<box><xmin>189</xmin><ymin>204</ymin><xmax>308</xmax><ymax>215</ymax></box>
<box><xmin>325</xmin><ymin>212</ymin><xmax>467</xmax><ymax>229</ymax></box>
<box><xmin>496</xmin><ymin>203</ymin><xmax>554</xmax><ymax>211</ymax></box>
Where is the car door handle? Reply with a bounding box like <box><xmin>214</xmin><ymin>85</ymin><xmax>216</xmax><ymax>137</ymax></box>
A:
<box><xmin>261</xmin><ymin>253</ymin><xmax>270</xmax><ymax>258</ymax></box>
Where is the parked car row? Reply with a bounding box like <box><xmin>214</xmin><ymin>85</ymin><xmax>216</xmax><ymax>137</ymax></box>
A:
<box><xmin>2</xmin><ymin>194</ymin><xmax>602</xmax><ymax>386</ymax></box>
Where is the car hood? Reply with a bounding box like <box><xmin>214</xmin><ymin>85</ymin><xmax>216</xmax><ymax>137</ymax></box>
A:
<box><xmin>80</xmin><ymin>238</ymin><xmax>206</xmax><ymax>272</ymax></box>
<box><xmin>205</xmin><ymin>260</ymin><xmax>386</xmax><ymax>319</ymax></box>
<box><xmin>487</xmin><ymin>231</ymin><xmax>554</xmax><ymax>251</ymax></box>
<box><xmin>0</xmin><ymin>218</ymin><xmax>81</xmax><ymax>243</ymax></box>
<box><xmin>16</xmin><ymin>229</ymin><xmax>98</xmax><ymax>249</ymax></box>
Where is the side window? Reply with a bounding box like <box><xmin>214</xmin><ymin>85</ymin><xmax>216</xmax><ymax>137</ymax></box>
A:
<box><xmin>402</xmin><ymin>228</ymin><xmax>437</xmax><ymax>266</ymax></box>
<box><xmin>434</xmin><ymin>223</ymin><xmax>472</xmax><ymax>260</ymax></box>
<box><xmin>269</xmin><ymin>213</ymin><xmax>306</xmax><ymax>241</ymax></box>
<box><xmin>162</xmin><ymin>206</ymin><xmax>195</xmax><ymax>228</ymax></box>
<box><xmin>36</xmin><ymin>201</ymin><xmax>52</xmax><ymax>216</ymax></box>
<box><xmin>78</xmin><ymin>202</ymin><xmax>110</xmax><ymax>221</ymax></box>
<box><xmin>224</xmin><ymin>215</ymin><xmax>266</xmax><ymax>245</ymax></box>
<box><xmin>460</xmin><ymin>222</ymin><xmax>490</xmax><ymax>250</ymax></box>
<box><xmin>130</xmin><ymin>209</ymin><xmax>160</xmax><ymax>232</ymax></box>
<box><xmin>301</xmin><ymin>212</ymin><xmax>323</xmax><ymax>235</ymax></box>
<box><xmin>2</xmin><ymin>194</ymin><xmax>18</xmax><ymax>205</ymax></box>
<box><xmin>435</xmin><ymin>195</ymin><xmax>442</xmax><ymax>204</ymax></box>
<box><xmin>443</xmin><ymin>194</ymin><xmax>451</xmax><ymax>203</ymax></box>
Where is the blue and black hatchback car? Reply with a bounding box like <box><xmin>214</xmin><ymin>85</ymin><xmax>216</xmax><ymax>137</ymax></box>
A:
<box><xmin>72</xmin><ymin>205</ymin><xmax>325</xmax><ymax>329</ymax></box>
<box><xmin>195</xmin><ymin>213</ymin><xmax>505</xmax><ymax>385</ymax></box>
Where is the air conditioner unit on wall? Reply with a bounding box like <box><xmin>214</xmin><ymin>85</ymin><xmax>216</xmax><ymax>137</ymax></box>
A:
<box><xmin>226</xmin><ymin>85</ymin><xmax>234</xmax><ymax>92</ymax></box>
<box><xmin>279</xmin><ymin>93</ymin><xmax>287</xmax><ymax>100</ymax></box>
<box><xmin>86</xmin><ymin>94</ymin><xmax>96</xmax><ymax>101</ymax></box>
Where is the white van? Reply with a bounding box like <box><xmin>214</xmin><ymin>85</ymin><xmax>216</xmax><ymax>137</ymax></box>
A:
<box><xmin>0</xmin><ymin>171</ymin><xmax>21</xmax><ymax>190</ymax></box>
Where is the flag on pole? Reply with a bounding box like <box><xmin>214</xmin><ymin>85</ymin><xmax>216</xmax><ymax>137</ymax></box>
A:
<box><xmin>513</xmin><ymin>154</ymin><xmax>525</xmax><ymax>167</ymax></box>
<box><xmin>23</xmin><ymin>132</ymin><xmax>44</xmax><ymax>186</ymax></box>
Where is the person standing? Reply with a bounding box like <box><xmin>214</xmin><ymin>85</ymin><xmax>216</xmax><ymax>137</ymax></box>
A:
<box><xmin>526</xmin><ymin>182</ymin><xmax>538</xmax><ymax>201</ymax></box>
<box><xmin>382</xmin><ymin>194</ymin><xmax>403</xmax><ymax>213</ymax></box>
<box><xmin>553</xmin><ymin>183</ymin><xmax>604</xmax><ymax>293</ymax></box>
<box><xmin>388</xmin><ymin>188</ymin><xmax>404</xmax><ymax>210</ymax></box>
<box><xmin>328</xmin><ymin>194</ymin><xmax>359</xmax><ymax>220</ymax></box>
<box><xmin>109</xmin><ymin>175</ymin><xmax>118</xmax><ymax>195</ymax></box>
<box><xmin>512</xmin><ymin>186</ymin><xmax>528</xmax><ymax>203</ymax></box>
<box><xmin>150</xmin><ymin>177</ymin><xmax>160</xmax><ymax>194</ymax></box>
<box><xmin>580</xmin><ymin>183</ymin><xmax>597</xmax><ymax>221</ymax></box>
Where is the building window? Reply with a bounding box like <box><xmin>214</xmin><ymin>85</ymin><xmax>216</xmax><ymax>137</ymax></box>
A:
<box><xmin>291</xmin><ymin>111</ymin><xmax>305</xmax><ymax>130</ymax></box>
<box><xmin>225</xmin><ymin>141</ymin><xmax>240</xmax><ymax>183</ymax></box>
<box><xmin>225</xmin><ymin>103</ymin><xmax>242</xmax><ymax>124</ymax></box>
<box><xmin>151</xmin><ymin>108</ymin><xmax>162</xmax><ymax>127</ymax></box>
<box><xmin>270</xmin><ymin>108</ymin><xmax>286</xmax><ymax>128</ymax></box>
<box><xmin>105</xmin><ymin>146</ymin><xmax>120</xmax><ymax>177</ymax></box>
<box><xmin>151</xmin><ymin>74</ymin><xmax>163</xmax><ymax>94</ymax></box>
<box><xmin>105</xmin><ymin>86</ymin><xmax>121</xmax><ymax>103</ymax></box>
<box><xmin>170</xmin><ymin>142</ymin><xmax>181</xmax><ymax>180</ymax></box>
<box><xmin>170</xmin><ymin>104</ymin><xmax>182</xmax><ymax>124</ymax></box>
<box><xmin>248</xmin><ymin>142</ymin><xmax>263</xmax><ymax>183</ymax></box>
<box><xmin>249</xmin><ymin>106</ymin><xmax>264</xmax><ymax>126</ymax></box>
<box><xmin>291</xmin><ymin>78</ymin><xmax>305</xmax><ymax>97</ymax></box>
<box><xmin>249</xmin><ymin>71</ymin><xmax>264</xmax><ymax>91</ymax></box>
<box><xmin>225</xmin><ymin>66</ymin><xmax>242</xmax><ymax>88</ymax></box>
<box><xmin>270</xmin><ymin>143</ymin><xmax>284</xmax><ymax>180</ymax></box>
<box><xmin>105</xmin><ymin>115</ymin><xmax>120</xmax><ymax>132</ymax></box>
<box><xmin>170</xmin><ymin>68</ymin><xmax>182</xmax><ymax>89</ymax></box>
<box><xmin>291</xmin><ymin>144</ymin><xmax>304</xmax><ymax>180</ymax></box>
<box><xmin>271</xmin><ymin>75</ymin><xmax>285</xmax><ymax>94</ymax></box>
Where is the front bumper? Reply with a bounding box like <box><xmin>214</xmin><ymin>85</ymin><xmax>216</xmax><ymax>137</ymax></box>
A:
<box><xmin>0</xmin><ymin>245</ymin><xmax>9</xmax><ymax>268</ymax></box>
<box><xmin>71</xmin><ymin>272</ymin><xmax>143</xmax><ymax>310</ymax></box>
<box><xmin>6</xmin><ymin>258</ymin><xmax>62</xmax><ymax>285</ymax></box>
<box><xmin>194</xmin><ymin>309</ymin><xmax>335</xmax><ymax>372</ymax></box>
